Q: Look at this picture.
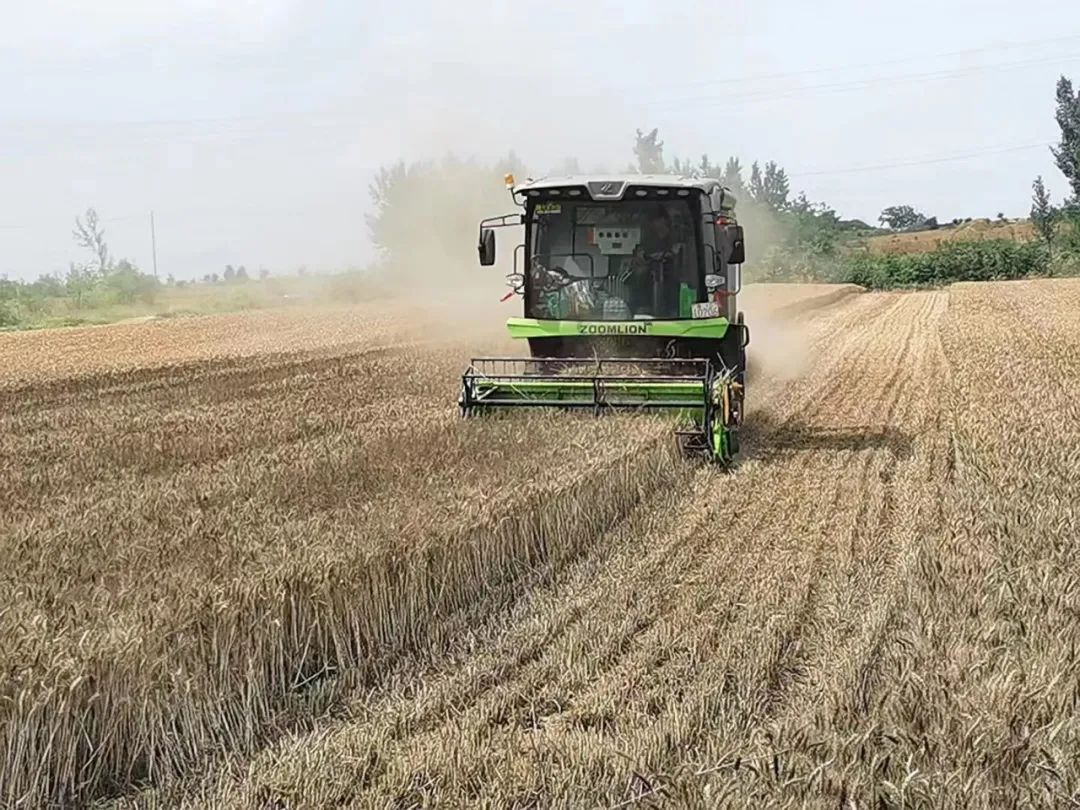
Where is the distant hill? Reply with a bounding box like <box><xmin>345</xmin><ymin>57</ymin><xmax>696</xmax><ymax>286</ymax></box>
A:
<box><xmin>863</xmin><ymin>218</ymin><xmax>1035</xmax><ymax>255</ymax></box>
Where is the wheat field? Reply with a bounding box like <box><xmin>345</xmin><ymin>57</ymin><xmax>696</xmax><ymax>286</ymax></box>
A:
<box><xmin>863</xmin><ymin>219</ymin><xmax>1036</xmax><ymax>255</ymax></box>
<box><xmin>2</xmin><ymin>281</ymin><xmax>1078</xmax><ymax>809</ymax></box>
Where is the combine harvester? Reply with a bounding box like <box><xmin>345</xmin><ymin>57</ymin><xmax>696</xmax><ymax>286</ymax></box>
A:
<box><xmin>460</xmin><ymin>174</ymin><xmax>750</xmax><ymax>463</ymax></box>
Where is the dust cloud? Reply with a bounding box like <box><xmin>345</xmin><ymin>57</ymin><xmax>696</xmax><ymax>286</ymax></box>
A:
<box><xmin>358</xmin><ymin>149</ymin><xmax>840</xmax><ymax>356</ymax></box>
<box><xmin>745</xmin><ymin>308</ymin><xmax>812</xmax><ymax>382</ymax></box>
<box><xmin>740</xmin><ymin>286</ymin><xmax>818</xmax><ymax>382</ymax></box>
<box><xmin>367</xmin><ymin>159</ymin><xmax>526</xmax><ymax>342</ymax></box>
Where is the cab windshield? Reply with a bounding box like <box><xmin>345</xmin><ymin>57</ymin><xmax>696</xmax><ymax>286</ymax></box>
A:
<box><xmin>527</xmin><ymin>199</ymin><xmax>700</xmax><ymax>320</ymax></box>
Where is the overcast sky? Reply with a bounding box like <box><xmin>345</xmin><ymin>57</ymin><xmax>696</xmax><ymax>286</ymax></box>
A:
<box><xmin>2</xmin><ymin>0</ymin><xmax>1079</xmax><ymax>280</ymax></box>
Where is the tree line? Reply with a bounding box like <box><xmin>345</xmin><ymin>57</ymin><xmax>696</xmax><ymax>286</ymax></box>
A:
<box><xmin>0</xmin><ymin>210</ymin><xmax>161</xmax><ymax>327</ymax></box>
<box><xmin>4</xmin><ymin>75</ymin><xmax>1078</xmax><ymax>329</ymax></box>
<box><xmin>366</xmin><ymin>74</ymin><xmax>1080</xmax><ymax>287</ymax></box>
<box><xmin>0</xmin><ymin>208</ymin><xmax>282</xmax><ymax>327</ymax></box>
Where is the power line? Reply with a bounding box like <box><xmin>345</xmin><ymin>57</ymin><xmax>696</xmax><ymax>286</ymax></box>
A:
<box><xmin>645</xmin><ymin>32</ymin><xmax>1080</xmax><ymax>92</ymax></box>
<box><xmin>789</xmin><ymin>142</ymin><xmax>1051</xmax><ymax>178</ymax></box>
<box><xmin>0</xmin><ymin>212</ymin><xmax>143</xmax><ymax>233</ymax></box>
<box><xmin>641</xmin><ymin>53</ymin><xmax>1080</xmax><ymax>108</ymax></box>
<box><xmin>0</xmin><ymin>142</ymin><xmax>1054</xmax><ymax>240</ymax></box>
<box><xmin>5</xmin><ymin>54</ymin><xmax>1072</xmax><ymax>146</ymax></box>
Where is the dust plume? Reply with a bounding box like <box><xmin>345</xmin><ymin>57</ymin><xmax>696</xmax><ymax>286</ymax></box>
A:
<box><xmin>366</xmin><ymin>156</ymin><xmax>526</xmax><ymax>340</ymax></box>
<box><xmin>744</xmin><ymin>307</ymin><xmax>812</xmax><ymax>382</ymax></box>
<box><xmin>739</xmin><ymin>285</ymin><xmax>828</xmax><ymax>383</ymax></box>
<box><xmin>741</xmin><ymin>283</ymin><xmax>865</xmax><ymax>383</ymax></box>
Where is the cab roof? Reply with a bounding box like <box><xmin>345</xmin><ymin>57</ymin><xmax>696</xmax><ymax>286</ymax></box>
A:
<box><xmin>515</xmin><ymin>174</ymin><xmax>723</xmax><ymax>192</ymax></box>
<box><xmin>512</xmin><ymin>174</ymin><xmax>736</xmax><ymax>207</ymax></box>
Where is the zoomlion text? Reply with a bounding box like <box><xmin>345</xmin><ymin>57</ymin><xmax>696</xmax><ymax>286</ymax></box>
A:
<box><xmin>576</xmin><ymin>323</ymin><xmax>650</xmax><ymax>336</ymax></box>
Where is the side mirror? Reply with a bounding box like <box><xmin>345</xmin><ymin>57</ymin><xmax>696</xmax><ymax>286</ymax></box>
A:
<box><xmin>729</xmin><ymin>225</ymin><xmax>746</xmax><ymax>265</ymax></box>
<box><xmin>478</xmin><ymin>228</ymin><xmax>496</xmax><ymax>266</ymax></box>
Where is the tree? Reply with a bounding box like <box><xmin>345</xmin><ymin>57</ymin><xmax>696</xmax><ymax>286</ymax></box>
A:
<box><xmin>879</xmin><ymin>205</ymin><xmax>928</xmax><ymax>231</ymax></box>
<box><xmin>65</xmin><ymin>261</ymin><xmax>95</xmax><ymax>308</ymax></box>
<box><xmin>259</xmin><ymin>267</ymin><xmax>270</xmax><ymax>280</ymax></box>
<box><xmin>368</xmin><ymin>155</ymin><xmax>532</xmax><ymax>278</ymax></box>
<box><xmin>722</xmin><ymin>157</ymin><xmax>745</xmax><ymax>194</ymax></box>
<box><xmin>104</xmin><ymin>259</ymin><xmax>158</xmax><ymax>304</ymax></box>
<box><xmin>786</xmin><ymin>192</ymin><xmax>842</xmax><ymax>255</ymax></box>
<box><xmin>745</xmin><ymin>160</ymin><xmax>790</xmax><ymax>210</ymax></box>
<box><xmin>494</xmin><ymin>151</ymin><xmax>528</xmax><ymax>180</ymax></box>
<box><xmin>551</xmin><ymin>156</ymin><xmax>582</xmax><ymax>175</ymax></box>
<box><xmin>1052</xmin><ymin>75</ymin><xmax>1080</xmax><ymax>201</ymax></box>
<box><xmin>748</xmin><ymin>162</ymin><xmax>766</xmax><ymax>203</ymax></box>
<box><xmin>1031</xmin><ymin>175</ymin><xmax>1058</xmax><ymax>250</ymax></box>
<box><xmin>72</xmin><ymin>208</ymin><xmax>110</xmax><ymax>276</ymax></box>
<box><xmin>633</xmin><ymin>128</ymin><xmax>666</xmax><ymax>174</ymax></box>
<box><xmin>223</xmin><ymin>265</ymin><xmax>236</xmax><ymax>282</ymax></box>
<box><xmin>761</xmin><ymin>161</ymin><xmax>791</xmax><ymax>211</ymax></box>
<box><xmin>236</xmin><ymin>265</ymin><xmax>249</xmax><ymax>281</ymax></box>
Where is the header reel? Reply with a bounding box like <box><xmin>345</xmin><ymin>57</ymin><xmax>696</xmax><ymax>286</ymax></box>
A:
<box><xmin>459</xmin><ymin>356</ymin><xmax>743</xmax><ymax>463</ymax></box>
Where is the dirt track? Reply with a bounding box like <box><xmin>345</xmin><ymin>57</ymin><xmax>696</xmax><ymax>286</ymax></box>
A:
<box><xmin>4</xmin><ymin>282</ymin><xmax>1079</xmax><ymax>809</ymax></box>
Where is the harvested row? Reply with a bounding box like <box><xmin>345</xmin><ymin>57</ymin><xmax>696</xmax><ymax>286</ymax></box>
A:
<box><xmin>0</xmin><ymin>302</ymin><xmax>415</xmax><ymax>387</ymax></box>
<box><xmin>744</xmin><ymin>282</ymin><xmax>864</xmax><ymax>319</ymax></box>
<box><xmin>2</xmin><ymin>346</ymin><xmax>429</xmax><ymax>513</ymax></box>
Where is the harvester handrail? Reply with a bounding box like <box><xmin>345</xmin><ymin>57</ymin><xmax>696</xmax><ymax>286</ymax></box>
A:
<box><xmin>464</xmin><ymin>399</ymin><xmax>704</xmax><ymax>409</ymax></box>
<box><xmin>465</xmin><ymin>369</ymin><xmax>711</xmax><ymax>383</ymax></box>
<box><xmin>466</xmin><ymin>356</ymin><xmax>709</xmax><ymax>364</ymax></box>
<box><xmin>464</xmin><ymin>358</ymin><xmax>712</xmax><ymax>377</ymax></box>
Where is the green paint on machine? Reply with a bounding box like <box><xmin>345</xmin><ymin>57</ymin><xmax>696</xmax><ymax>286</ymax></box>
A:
<box><xmin>505</xmin><ymin>317</ymin><xmax>730</xmax><ymax>340</ymax></box>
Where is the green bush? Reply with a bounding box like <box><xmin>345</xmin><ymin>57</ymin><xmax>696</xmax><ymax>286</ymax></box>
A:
<box><xmin>835</xmin><ymin>240</ymin><xmax>1051</xmax><ymax>289</ymax></box>
<box><xmin>0</xmin><ymin>300</ymin><xmax>20</xmax><ymax>328</ymax></box>
<box><xmin>747</xmin><ymin>245</ymin><xmax>840</xmax><ymax>284</ymax></box>
<box><xmin>1051</xmin><ymin>250</ymin><xmax>1080</xmax><ymax>277</ymax></box>
<box><xmin>1057</xmin><ymin>208</ymin><xmax>1080</xmax><ymax>255</ymax></box>
<box><xmin>99</xmin><ymin>261</ymin><xmax>160</xmax><ymax>305</ymax></box>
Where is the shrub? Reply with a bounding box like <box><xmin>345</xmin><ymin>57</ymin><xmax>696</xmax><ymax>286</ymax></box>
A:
<box><xmin>0</xmin><ymin>300</ymin><xmax>20</xmax><ymax>328</ymax></box>
<box><xmin>837</xmin><ymin>240</ymin><xmax>1050</xmax><ymax>289</ymax></box>
<box><xmin>101</xmin><ymin>261</ymin><xmax>160</xmax><ymax>305</ymax></box>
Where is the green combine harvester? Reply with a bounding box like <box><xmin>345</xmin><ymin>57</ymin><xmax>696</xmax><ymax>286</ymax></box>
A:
<box><xmin>459</xmin><ymin>174</ymin><xmax>750</xmax><ymax>463</ymax></box>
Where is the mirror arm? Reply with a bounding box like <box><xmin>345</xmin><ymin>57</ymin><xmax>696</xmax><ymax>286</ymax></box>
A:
<box><xmin>480</xmin><ymin>213</ymin><xmax>525</xmax><ymax>229</ymax></box>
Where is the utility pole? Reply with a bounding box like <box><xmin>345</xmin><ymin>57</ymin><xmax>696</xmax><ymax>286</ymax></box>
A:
<box><xmin>150</xmin><ymin>210</ymin><xmax>159</xmax><ymax>279</ymax></box>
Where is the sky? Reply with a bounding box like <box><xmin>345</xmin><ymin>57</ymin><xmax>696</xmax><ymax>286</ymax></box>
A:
<box><xmin>2</xmin><ymin>0</ymin><xmax>1079</xmax><ymax>280</ymax></box>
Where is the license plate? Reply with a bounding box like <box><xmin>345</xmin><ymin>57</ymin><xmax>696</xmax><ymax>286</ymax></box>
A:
<box><xmin>692</xmin><ymin>301</ymin><xmax>720</xmax><ymax>319</ymax></box>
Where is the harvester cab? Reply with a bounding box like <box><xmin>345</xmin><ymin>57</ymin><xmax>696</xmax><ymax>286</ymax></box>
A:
<box><xmin>460</xmin><ymin>174</ymin><xmax>750</xmax><ymax>463</ymax></box>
